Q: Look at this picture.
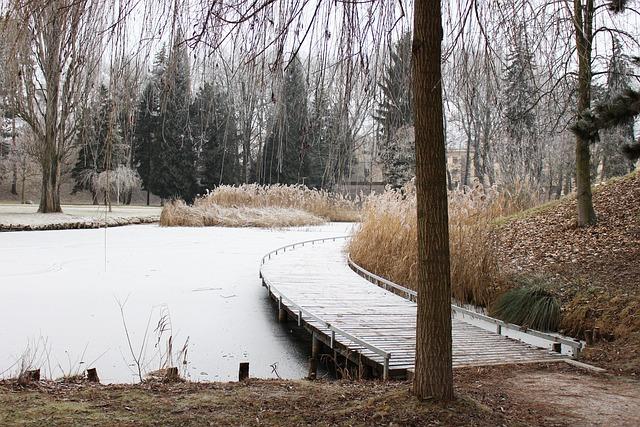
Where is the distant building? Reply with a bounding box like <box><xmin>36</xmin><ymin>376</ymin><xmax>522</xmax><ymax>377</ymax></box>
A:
<box><xmin>446</xmin><ymin>148</ymin><xmax>476</xmax><ymax>189</ymax></box>
<box><xmin>339</xmin><ymin>135</ymin><xmax>386</xmax><ymax>195</ymax></box>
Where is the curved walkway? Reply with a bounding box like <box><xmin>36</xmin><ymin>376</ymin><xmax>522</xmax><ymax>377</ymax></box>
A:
<box><xmin>260</xmin><ymin>238</ymin><xmax>568</xmax><ymax>379</ymax></box>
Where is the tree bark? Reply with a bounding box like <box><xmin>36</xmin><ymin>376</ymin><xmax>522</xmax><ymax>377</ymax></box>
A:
<box><xmin>11</xmin><ymin>116</ymin><xmax>18</xmax><ymax>195</ymax></box>
<box><xmin>574</xmin><ymin>0</ymin><xmax>596</xmax><ymax>226</ymax></box>
<box><xmin>38</xmin><ymin>150</ymin><xmax>62</xmax><ymax>213</ymax></box>
<box><xmin>412</xmin><ymin>0</ymin><xmax>454</xmax><ymax>401</ymax></box>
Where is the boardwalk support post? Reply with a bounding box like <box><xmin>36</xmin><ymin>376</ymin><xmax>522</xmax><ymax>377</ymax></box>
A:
<box><xmin>383</xmin><ymin>353</ymin><xmax>390</xmax><ymax>381</ymax></box>
<box><xmin>309</xmin><ymin>333</ymin><xmax>320</xmax><ymax>380</ymax></box>
<box><xmin>278</xmin><ymin>296</ymin><xmax>287</xmax><ymax>322</ymax></box>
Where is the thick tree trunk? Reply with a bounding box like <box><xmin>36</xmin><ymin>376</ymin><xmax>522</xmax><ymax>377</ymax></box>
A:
<box><xmin>574</xmin><ymin>0</ymin><xmax>596</xmax><ymax>226</ymax></box>
<box><xmin>412</xmin><ymin>0</ymin><xmax>454</xmax><ymax>401</ymax></box>
<box><xmin>11</xmin><ymin>117</ymin><xmax>18</xmax><ymax>195</ymax></box>
<box><xmin>11</xmin><ymin>165</ymin><xmax>18</xmax><ymax>195</ymax></box>
<box><xmin>20</xmin><ymin>167</ymin><xmax>26</xmax><ymax>204</ymax></box>
<box><xmin>38</xmin><ymin>155</ymin><xmax>62</xmax><ymax>213</ymax></box>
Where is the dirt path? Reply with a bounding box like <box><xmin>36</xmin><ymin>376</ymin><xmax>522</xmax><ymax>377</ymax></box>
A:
<box><xmin>457</xmin><ymin>363</ymin><xmax>640</xmax><ymax>426</ymax></box>
<box><xmin>1</xmin><ymin>363</ymin><xmax>638</xmax><ymax>426</ymax></box>
<box><xmin>505</xmin><ymin>372</ymin><xmax>639</xmax><ymax>426</ymax></box>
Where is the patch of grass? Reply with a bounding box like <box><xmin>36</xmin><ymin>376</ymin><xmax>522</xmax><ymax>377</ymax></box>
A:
<box><xmin>0</xmin><ymin>377</ymin><xmax>515</xmax><ymax>426</ymax></box>
<box><xmin>489</xmin><ymin>284</ymin><xmax>561</xmax><ymax>332</ymax></box>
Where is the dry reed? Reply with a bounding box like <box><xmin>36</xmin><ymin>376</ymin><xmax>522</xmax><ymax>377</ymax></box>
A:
<box><xmin>196</xmin><ymin>184</ymin><xmax>361</xmax><ymax>222</ymax></box>
<box><xmin>161</xmin><ymin>184</ymin><xmax>361</xmax><ymax>228</ymax></box>
<box><xmin>348</xmin><ymin>179</ymin><xmax>541</xmax><ymax>307</ymax></box>
<box><xmin>160</xmin><ymin>199</ymin><xmax>326</xmax><ymax>228</ymax></box>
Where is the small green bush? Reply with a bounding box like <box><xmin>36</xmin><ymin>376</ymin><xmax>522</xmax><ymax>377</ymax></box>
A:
<box><xmin>489</xmin><ymin>285</ymin><xmax>560</xmax><ymax>332</ymax></box>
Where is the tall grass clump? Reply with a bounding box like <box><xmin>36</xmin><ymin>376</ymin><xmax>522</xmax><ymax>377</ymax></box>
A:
<box><xmin>348</xmin><ymin>179</ymin><xmax>541</xmax><ymax>307</ymax></box>
<box><xmin>161</xmin><ymin>184</ymin><xmax>361</xmax><ymax>227</ymax></box>
<box><xmin>160</xmin><ymin>199</ymin><xmax>325</xmax><ymax>228</ymax></box>
<box><xmin>198</xmin><ymin>184</ymin><xmax>361</xmax><ymax>222</ymax></box>
<box><xmin>489</xmin><ymin>285</ymin><xmax>561</xmax><ymax>332</ymax></box>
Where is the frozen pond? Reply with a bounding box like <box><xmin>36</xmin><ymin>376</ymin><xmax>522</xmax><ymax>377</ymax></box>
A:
<box><xmin>0</xmin><ymin>223</ymin><xmax>353</xmax><ymax>383</ymax></box>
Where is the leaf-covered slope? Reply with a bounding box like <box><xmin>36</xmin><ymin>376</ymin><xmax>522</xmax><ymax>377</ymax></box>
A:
<box><xmin>497</xmin><ymin>171</ymin><xmax>639</xmax><ymax>293</ymax></box>
<box><xmin>496</xmin><ymin>171</ymin><xmax>640</xmax><ymax>374</ymax></box>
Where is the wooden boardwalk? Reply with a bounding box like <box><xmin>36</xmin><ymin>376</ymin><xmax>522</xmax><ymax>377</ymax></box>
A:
<box><xmin>260</xmin><ymin>238</ymin><xmax>567</xmax><ymax>379</ymax></box>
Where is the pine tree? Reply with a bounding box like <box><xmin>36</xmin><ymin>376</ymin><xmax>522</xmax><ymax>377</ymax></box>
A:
<box><xmin>261</xmin><ymin>57</ymin><xmax>309</xmax><ymax>184</ymax></box>
<box><xmin>306</xmin><ymin>87</ymin><xmax>332</xmax><ymax>188</ymax></box>
<box><xmin>597</xmin><ymin>38</ymin><xmax>635</xmax><ymax>178</ymax></box>
<box><xmin>72</xmin><ymin>85</ymin><xmax>123</xmax><ymax>204</ymax></box>
<box><xmin>134</xmin><ymin>36</ymin><xmax>199</xmax><ymax>204</ymax></box>
<box><xmin>133</xmin><ymin>47</ymin><xmax>165</xmax><ymax>205</ymax></box>
<box><xmin>500</xmin><ymin>26</ymin><xmax>540</xmax><ymax>186</ymax></box>
<box><xmin>192</xmin><ymin>82</ymin><xmax>240</xmax><ymax>190</ymax></box>
<box><xmin>306</xmin><ymin>87</ymin><xmax>353</xmax><ymax>189</ymax></box>
<box><xmin>374</xmin><ymin>31</ymin><xmax>414</xmax><ymax>187</ymax></box>
<box><xmin>154</xmin><ymin>32</ymin><xmax>198</xmax><ymax>202</ymax></box>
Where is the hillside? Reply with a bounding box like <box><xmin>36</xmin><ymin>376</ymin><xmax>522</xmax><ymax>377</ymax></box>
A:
<box><xmin>496</xmin><ymin>171</ymin><xmax>640</xmax><ymax>374</ymax></box>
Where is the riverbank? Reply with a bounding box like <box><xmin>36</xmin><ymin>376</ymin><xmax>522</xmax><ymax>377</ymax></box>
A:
<box><xmin>1</xmin><ymin>363</ymin><xmax>638</xmax><ymax>426</ymax></box>
<box><xmin>0</xmin><ymin>204</ymin><xmax>161</xmax><ymax>231</ymax></box>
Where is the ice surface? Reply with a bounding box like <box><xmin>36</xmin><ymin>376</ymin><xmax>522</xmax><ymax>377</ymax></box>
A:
<box><xmin>0</xmin><ymin>223</ymin><xmax>354</xmax><ymax>383</ymax></box>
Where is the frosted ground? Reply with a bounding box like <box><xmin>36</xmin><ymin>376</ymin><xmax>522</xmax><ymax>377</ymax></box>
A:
<box><xmin>0</xmin><ymin>204</ymin><xmax>161</xmax><ymax>229</ymax></box>
<box><xmin>0</xmin><ymin>222</ymin><xmax>353</xmax><ymax>383</ymax></box>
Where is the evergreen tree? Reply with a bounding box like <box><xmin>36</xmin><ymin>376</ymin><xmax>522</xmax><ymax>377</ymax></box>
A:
<box><xmin>598</xmin><ymin>38</ymin><xmax>635</xmax><ymax>178</ymax></box>
<box><xmin>322</xmin><ymin>101</ymin><xmax>354</xmax><ymax>189</ymax></box>
<box><xmin>191</xmin><ymin>82</ymin><xmax>240</xmax><ymax>190</ymax></box>
<box><xmin>374</xmin><ymin>32</ymin><xmax>414</xmax><ymax>186</ymax></box>
<box><xmin>261</xmin><ymin>57</ymin><xmax>309</xmax><ymax>184</ymax></box>
<box><xmin>306</xmin><ymin>87</ymin><xmax>333</xmax><ymax>188</ymax></box>
<box><xmin>133</xmin><ymin>47</ymin><xmax>165</xmax><ymax>205</ymax></box>
<box><xmin>134</xmin><ymin>35</ymin><xmax>199</xmax><ymax>204</ymax></box>
<box><xmin>71</xmin><ymin>85</ymin><xmax>124</xmax><ymax>204</ymax></box>
<box><xmin>157</xmin><ymin>32</ymin><xmax>197</xmax><ymax>202</ymax></box>
<box><xmin>500</xmin><ymin>26</ymin><xmax>540</xmax><ymax>185</ymax></box>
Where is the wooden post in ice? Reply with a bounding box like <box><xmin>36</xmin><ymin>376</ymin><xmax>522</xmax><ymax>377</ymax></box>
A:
<box><xmin>239</xmin><ymin>362</ymin><xmax>250</xmax><ymax>381</ymax></box>
<box><xmin>87</xmin><ymin>368</ymin><xmax>100</xmax><ymax>383</ymax></box>
<box><xmin>165</xmin><ymin>367</ymin><xmax>179</xmax><ymax>381</ymax></box>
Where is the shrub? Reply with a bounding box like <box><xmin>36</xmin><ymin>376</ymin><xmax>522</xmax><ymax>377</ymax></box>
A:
<box><xmin>489</xmin><ymin>285</ymin><xmax>560</xmax><ymax>332</ymax></box>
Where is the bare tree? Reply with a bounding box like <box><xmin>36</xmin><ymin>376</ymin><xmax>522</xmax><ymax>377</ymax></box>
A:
<box><xmin>4</xmin><ymin>1</ymin><xmax>106</xmax><ymax>212</ymax></box>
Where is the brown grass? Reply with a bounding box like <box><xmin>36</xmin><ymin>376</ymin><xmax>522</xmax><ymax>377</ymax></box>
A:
<box><xmin>348</xmin><ymin>180</ymin><xmax>541</xmax><ymax>307</ymax></box>
<box><xmin>161</xmin><ymin>184</ymin><xmax>361</xmax><ymax>228</ymax></box>
<box><xmin>199</xmin><ymin>184</ymin><xmax>361</xmax><ymax>222</ymax></box>
<box><xmin>1</xmin><ymin>363</ymin><xmax>636</xmax><ymax>426</ymax></box>
<box><xmin>160</xmin><ymin>200</ymin><xmax>325</xmax><ymax>228</ymax></box>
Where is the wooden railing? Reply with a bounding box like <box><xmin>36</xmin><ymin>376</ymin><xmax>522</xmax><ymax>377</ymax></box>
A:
<box><xmin>347</xmin><ymin>255</ymin><xmax>584</xmax><ymax>357</ymax></box>
<box><xmin>261</xmin><ymin>235</ymin><xmax>392</xmax><ymax>379</ymax></box>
